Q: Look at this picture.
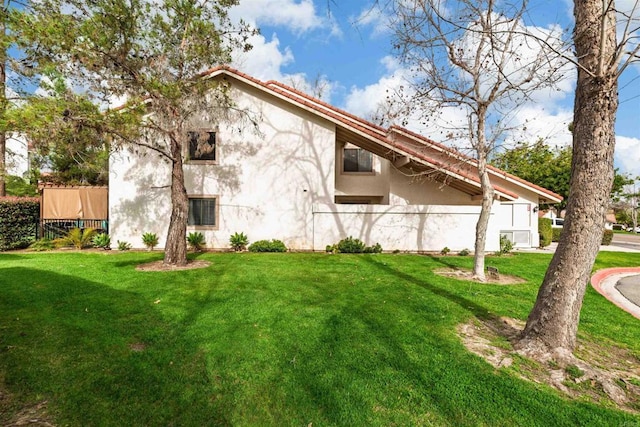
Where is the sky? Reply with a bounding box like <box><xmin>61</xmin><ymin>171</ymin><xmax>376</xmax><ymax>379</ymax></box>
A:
<box><xmin>225</xmin><ymin>0</ymin><xmax>640</xmax><ymax>179</ymax></box>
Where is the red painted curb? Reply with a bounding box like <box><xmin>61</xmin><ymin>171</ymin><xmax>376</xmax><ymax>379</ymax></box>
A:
<box><xmin>590</xmin><ymin>267</ymin><xmax>640</xmax><ymax>319</ymax></box>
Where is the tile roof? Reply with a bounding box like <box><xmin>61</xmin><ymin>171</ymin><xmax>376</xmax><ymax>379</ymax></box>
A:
<box><xmin>198</xmin><ymin>65</ymin><xmax>563</xmax><ymax>203</ymax></box>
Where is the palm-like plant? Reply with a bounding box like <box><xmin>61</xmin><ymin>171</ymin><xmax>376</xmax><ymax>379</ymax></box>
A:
<box><xmin>141</xmin><ymin>232</ymin><xmax>159</xmax><ymax>251</ymax></box>
<box><xmin>187</xmin><ymin>232</ymin><xmax>206</xmax><ymax>252</ymax></box>
<box><xmin>56</xmin><ymin>228</ymin><xmax>96</xmax><ymax>249</ymax></box>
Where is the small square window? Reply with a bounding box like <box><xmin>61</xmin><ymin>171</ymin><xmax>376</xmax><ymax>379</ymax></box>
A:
<box><xmin>343</xmin><ymin>147</ymin><xmax>373</xmax><ymax>173</ymax></box>
<box><xmin>188</xmin><ymin>131</ymin><xmax>216</xmax><ymax>161</ymax></box>
<box><xmin>188</xmin><ymin>197</ymin><xmax>216</xmax><ymax>226</ymax></box>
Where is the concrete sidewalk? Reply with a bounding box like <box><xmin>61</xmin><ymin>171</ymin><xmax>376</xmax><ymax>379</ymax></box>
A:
<box><xmin>516</xmin><ymin>241</ymin><xmax>640</xmax><ymax>254</ymax></box>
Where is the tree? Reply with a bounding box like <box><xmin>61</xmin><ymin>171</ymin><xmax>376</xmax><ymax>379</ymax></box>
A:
<box><xmin>492</xmin><ymin>139</ymin><xmax>571</xmax><ymax>210</ymax></box>
<box><xmin>0</xmin><ymin>1</ymin><xmax>33</xmax><ymax>196</ymax></box>
<box><xmin>517</xmin><ymin>0</ymin><xmax>640</xmax><ymax>357</ymax></box>
<box><xmin>12</xmin><ymin>73</ymin><xmax>111</xmax><ymax>185</ymax></box>
<box><xmin>492</xmin><ymin>139</ymin><xmax>629</xmax><ymax>211</ymax></box>
<box><xmin>390</xmin><ymin>0</ymin><xmax>565</xmax><ymax>281</ymax></box>
<box><xmin>20</xmin><ymin>0</ymin><xmax>256</xmax><ymax>266</ymax></box>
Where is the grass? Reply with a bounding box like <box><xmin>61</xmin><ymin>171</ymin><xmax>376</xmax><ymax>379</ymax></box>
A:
<box><xmin>1</xmin><ymin>251</ymin><xmax>640</xmax><ymax>426</ymax></box>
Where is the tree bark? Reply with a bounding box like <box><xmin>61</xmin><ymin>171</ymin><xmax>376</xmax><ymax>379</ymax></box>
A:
<box><xmin>472</xmin><ymin>109</ymin><xmax>493</xmax><ymax>282</ymax></box>
<box><xmin>163</xmin><ymin>136</ymin><xmax>189</xmax><ymax>266</ymax></box>
<box><xmin>517</xmin><ymin>0</ymin><xmax>617</xmax><ymax>356</ymax></box>
<box><xmin>0</xmin><ymin>13</ymin><xmax>7</xmax><ymax>198</ymax></box>
<box><xmin>472</xmin><ymin>153</ymin><xmax>494</xmax><ymax>282</ymax></box>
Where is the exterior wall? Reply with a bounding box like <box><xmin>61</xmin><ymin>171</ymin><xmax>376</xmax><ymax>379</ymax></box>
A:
<box><xmin>313</xmin><ymin>203</ymin><xmax>501</xmax><ymax>252</ymax></box>
<box><xmin>492</xmin><ymin>177</ymin><xmax>542</xmax><ymax>248</ymax></box>
<box><xmin>109</xmin><ymin>80</ymin><xmax>336</xmax><ymax>250</ymax></box>
<box><xmin>109</xmin><ymin>77</ymin><xmax>541</xmax><ymax>252</ymax></box>
<box><xmin>334</xmin><ymin>147</ymin><xmax>390</xmax><ymax>203</ymax></box>
<box><xmin>388</xmin><ymin>167</ymin><xmax>475</xmax><ymax>205</ymax></box>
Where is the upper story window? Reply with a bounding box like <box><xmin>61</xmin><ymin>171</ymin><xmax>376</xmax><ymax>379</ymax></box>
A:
<box><xmin>187</xmin><ymin>130</ymin><xmax>216</xmax><ymax>162</ymax></box>
<box><xmin>343</xmin><ymin>146</ymin><xmax>373</xmax><ymax>173</ymax></box>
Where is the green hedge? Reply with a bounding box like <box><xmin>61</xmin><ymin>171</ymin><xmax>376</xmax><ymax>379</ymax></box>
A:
<box><xmin>601</xmin><ymin>229</ymin><xmax>613</xmax><ymax>246</ymax></box>
<box><xmin>538</xmin><ymin>218</ymin><xmax>552</xmax><ymax>248</ymax></box>
<box><xmin>552</xmin><ymin>227</ymin><xmax>562</xmax><ymax>242</ymax></box>
<box><xmin>0</xmin><ymin>197</ymin><xmax>40</xmax><ymax>251</ymax></box>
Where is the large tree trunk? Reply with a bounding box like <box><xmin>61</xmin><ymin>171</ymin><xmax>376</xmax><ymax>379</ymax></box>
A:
<box><xmin>163</xmin><ymin>137</ymin><xmax>189</xmax><ymax>266</ymax></box>
<box><xmin>517</xmin><ymin>0</ymin><xmax>617</xmax><ymax>357</ymax></box>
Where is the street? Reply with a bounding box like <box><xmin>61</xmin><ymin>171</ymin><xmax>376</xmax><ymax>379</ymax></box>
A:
<box><xmin>612</xmin><ymin>232</ymin><xmax>640</xmax><ymax>251</ymax></box>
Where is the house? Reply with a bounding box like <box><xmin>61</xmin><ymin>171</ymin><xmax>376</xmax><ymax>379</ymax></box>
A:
<box><xmin>108</xmin><ymin>67</ymin><xmax>562</xmax><ymax>252</ymax></box>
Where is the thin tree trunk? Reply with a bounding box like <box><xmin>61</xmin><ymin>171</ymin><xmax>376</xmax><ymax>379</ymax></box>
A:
<box><xmin>472</xmin><ymin>111</ymin><xmax>493</xmax><ymax>282</ymax></box>
<box><xmin>0</xmin><ymin>13</ymin><xmax>7</xmax><ymax>198</ymax></box>
<box><xmin>163</xmin><ymin>136</ymin><xmax>189</xmax><ymax>266</ymax></box>
<box><xmin>472</xmin><ymin>155</ymin><xmax>494</xmax><ymax>282</ymax></box>
<box><xmin>517</xmin><ymin>0</ymin><xmax>617</xmax><ymax>357</ymax></box>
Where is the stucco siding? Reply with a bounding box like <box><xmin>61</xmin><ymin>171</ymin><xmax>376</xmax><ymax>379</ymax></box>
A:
<box><xmin>313</xmin><ymin>203</ymin><xmax>500</xmax><ymax>252</ymax></box>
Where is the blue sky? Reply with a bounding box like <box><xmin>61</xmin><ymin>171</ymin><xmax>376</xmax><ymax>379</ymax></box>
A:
<box><xmin>228</xmin><ymin>0</ymin><xmax>640</xmax><ymax>179</ymax></box>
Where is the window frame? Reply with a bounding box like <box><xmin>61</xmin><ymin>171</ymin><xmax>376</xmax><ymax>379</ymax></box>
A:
<box><xmin>186</xmin><ymin>129</ymin><xmax>218</xmax><ymax>164</ymax></box>
<box><xmin>341</xmin><ymin>144</ymin><xmax>374</xmax><ymax>175</ymax></box>
<box><xmin>187</xmin><ymin>195</ymin><xmax>219</xmax><ymax>230</ymax></box>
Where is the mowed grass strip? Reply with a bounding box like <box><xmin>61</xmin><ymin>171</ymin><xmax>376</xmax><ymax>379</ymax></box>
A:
<box><xmin>0</xmin><ymin>251</ymin><xmax>639</xmax><ymax>426</ymax></box>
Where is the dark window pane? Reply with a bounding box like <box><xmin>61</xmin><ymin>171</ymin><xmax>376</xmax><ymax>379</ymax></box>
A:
<box><xmin>344</xmin><ymin>148</ymin><xmax>359</xmax><ymax>172</ymax></box>
<box><xmin>344</xmin><ymin>147</ymin><xmax>373</xmax><ymax>172</ymax></box>
<box><xmin>188</xmin><ymin>198</ymin><xmax>216</xmax><ymax>226</ymax></box>
<box><xmin>188</xmin><ymin>131</ymin><xmax>216</xmax><ymax>161</ymax></box>
<box><xmin>358</xmin><ymin>149</ymin><xmax>372</xmax><ymax>172</ymax></box>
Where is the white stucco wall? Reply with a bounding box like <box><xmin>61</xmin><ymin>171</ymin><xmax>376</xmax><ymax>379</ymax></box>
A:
<box><xmin>313</xmin><ymin>203</ymin><xmax>500</xmax><ymax>252</ymax></box>
<box><xmin>109</xmin><ymin>81</ymin><xmax>336</xmax><ymax>250</ymax></box>
<box><xmin>109</xmin><ymin>76</ymin><xmax>541</xmax><ymax>252</ymax></box>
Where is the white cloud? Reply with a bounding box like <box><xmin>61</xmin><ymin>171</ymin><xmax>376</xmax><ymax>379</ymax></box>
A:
<box><xmin>352</xmin><ymin>4</ymin><xmax>392</xmax><ymax>37</ymax></box>
<box><xmin>232</xmin><ymin>33</ymin><xmax>295</xmax><ymax>81</ymax></box>
<box><xmin>230</xmin><ymin>0</ymin><xmax>324</xmax><ymax>35</ymax></box>
<box><xmin>615</xmin><ymin>135</ymin><xmax>640</xmax><ymax>178</ymax></box>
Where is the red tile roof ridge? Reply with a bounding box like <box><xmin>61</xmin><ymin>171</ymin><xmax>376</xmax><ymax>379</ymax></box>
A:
<box><xmin>264</xmin><ymin>80</ymin><xmax>388</xmax><ymax>136</ymax></box>
<box><xmin>155</xmin><ymin>66</ymin><xmax>549</xmax><ymax>202</ymax></box>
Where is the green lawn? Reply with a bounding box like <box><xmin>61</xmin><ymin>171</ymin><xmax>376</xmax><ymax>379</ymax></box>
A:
<box><xmin>1</xmin><ymin>251</ymin><xmax>639</xmax><ymax>426</ymax></box>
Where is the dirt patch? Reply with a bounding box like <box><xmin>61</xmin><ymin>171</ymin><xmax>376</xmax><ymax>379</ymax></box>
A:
<box><xmin>135</xmin><ymin>260</ymin><xmax>211</xmax><ymax>271</ymax></box>
<box><xmin>1</xmin><ymin>379</ymin><xmax>54</xmax><ymax>426</ymax></box>
<box><xmin>434</xmin><ymin>267</ymin><xmax>527</xmax><ymax>285</ymax></box>
<box><xmin>459</xmin><ymin>317</ymin><xmax>640</xmax><ymax>413</ymax></box>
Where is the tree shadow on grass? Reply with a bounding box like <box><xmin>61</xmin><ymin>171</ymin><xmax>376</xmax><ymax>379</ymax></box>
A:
<box><xmin>276</xmin><ymin>256</ymin><xmax>636</xmax><ymax>426</ymax></box>
<box><xmin>0</xmin><ymin>267</ymin><xmax>231</xmax><ymax>426</ymax></box>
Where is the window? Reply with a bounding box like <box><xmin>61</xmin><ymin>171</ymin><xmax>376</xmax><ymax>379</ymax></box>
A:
<box><xmin>188</xmin><ymin>197</ymin><xmax>217</xmax><ymax>227</ymax></box>
<box><xmin>187</xmin><ymin>130</ymin><xmax>216</xmax><ymax>161</ymax></box>
<box><xmin>343</xmin><ymin>147</ymin><xmax>373</xmax><ymax>173</ymax></box>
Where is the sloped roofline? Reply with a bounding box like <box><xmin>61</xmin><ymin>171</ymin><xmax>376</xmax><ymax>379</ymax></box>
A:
<box><xmin>196</xmin><ymin>66</ymin><xmax>561</xmax><ymax>203</ymax></box>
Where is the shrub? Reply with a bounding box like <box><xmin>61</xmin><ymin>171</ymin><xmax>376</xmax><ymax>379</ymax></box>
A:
<box><xmin>248</xmin><ymin>239</ymin><xmax>287</xmax><ymax>252</ymax></box>
<box><xmin>498</xmin><ymin>235</ymin><xmax>513</xmax><ymax>255</ymax></box>
<box><xmin>142</xmin><ymin>232</ymin><xmax>159</xmax><ymax>251</ymax></box>
<box><xmin>552</xmin><ymin>227</ymin><xmax>562</xmax><ymax>242</ymax></box>
<box><xmin>363</xmin><ymin>242</ymin><xmax>383</xmax><ymax>253</ymax></box>
<box><xmin>187</xmin><ymin>232</ymin><xmax>206</xmax><ymax>252</ymax></box>
<box><xmin>440</xmin><ymin>247</ymin><xmax>450</xmax><ymax>255</ymax></box>
<box><xmin>0</xmin><ymin>197</ymin><xmax>39</xmax><ymax>251</ymax></box>
<box><xmin>458</xmin><ymin>248</ymin><xmax>470</xmax><ymax>256</ymax></box>
<box><xmin>29</xmin><ymin>238</ymin><xmax>55</xmax><ymax>252</ymax></box>
<box><xmin>601</xmin><ymin>229</ymin><xmax>613</xmax><ymax>246</ymax></box>
<box><xmin>93</xmin><ymin>233</ymin><xmax>111</xmax><ymax>250</ymax></box>
<box><xmin>328</xmin><ymin>237</ymin><xmax>382</xmax><ymax>254</ymax></box>
<box><xmin>538</xmin><ymin>218</ymin><xmax>552</xmax><ymax>248</ymax></box>
<box><xmin>55</xmin><ymin>227</ymin><xmax>96</xmax><ymax>249</ymax></box>
<box><xmin>117</xmin><ymin>240</ymin><xmax>132</xmax><ymax>251</ymax></box>
<box><xmin>229</xmin><ymin>232</ymin><xmax>249</xmax><ymax>251</ymax></box>
<box><xmin>336</xmin><ymin>236</ymin><xmax>366</xmax><ymax>253</ymax></box>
